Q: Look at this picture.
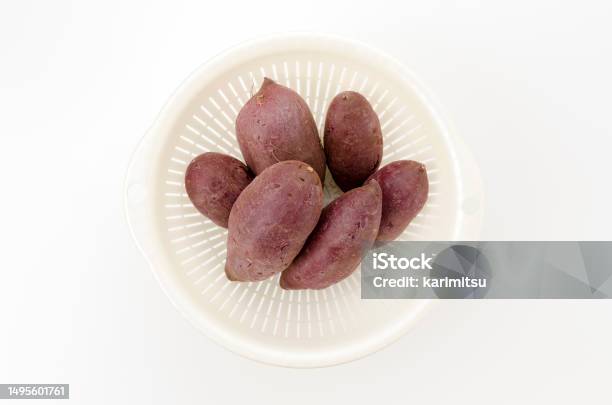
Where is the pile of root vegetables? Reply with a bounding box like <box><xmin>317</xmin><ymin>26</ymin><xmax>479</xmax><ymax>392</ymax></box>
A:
<box><xmin>185</xmin><ymin>78</ymin><xmax>428</xmax><ymax>290</ymax></box>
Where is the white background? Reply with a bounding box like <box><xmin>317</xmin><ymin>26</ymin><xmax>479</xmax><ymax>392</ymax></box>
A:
<box><xmin>1</xmin><ymin>0</ymin><xmax>611</xmax><ymax>403</ymax></box>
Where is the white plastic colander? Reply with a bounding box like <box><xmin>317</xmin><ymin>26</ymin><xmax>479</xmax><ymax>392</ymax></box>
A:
<box><xmin>125</xmin><ymin>34</ymin><xmax>483</xmax><ymax>367</ymax></box>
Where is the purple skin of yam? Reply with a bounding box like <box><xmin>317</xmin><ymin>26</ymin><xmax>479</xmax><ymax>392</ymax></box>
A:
<box><xmin>235</xmin><ymin>77</ymin><xmax>326</xmax><ymax>182</ymax></box>
<box><xmin>225</xmin><ymin>161</ymin><xmax>323</xmax><ymax>282</ymax></box>
<box><xmin>366</xmin><ymin>160</ymin><xmax>429</xmax><ymax>242</ymax></box>
<box><xmin>324</xmin><ymin>91</ymin><xmax>383</xmax><ymax>191</ymax></box>
<box><xmin>184</xmin><ymin>152</ymin><xmax>253</xmax><ymax>228</ymax></box>
<box><xmin>280</xmin><ymin>180</ymin><xmax>382</xmax><ymax>290</ymax></box>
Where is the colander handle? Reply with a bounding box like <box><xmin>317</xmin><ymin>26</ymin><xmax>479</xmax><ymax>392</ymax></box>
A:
<box><xmin>455</xmin><ymin>137</ymin><xmax>484</xmax><ymax>239</ymax></box>
<box><xmin>124</xmin><ymin>134</ymin><xmax>160</xmax><ymax>258</ymax></box>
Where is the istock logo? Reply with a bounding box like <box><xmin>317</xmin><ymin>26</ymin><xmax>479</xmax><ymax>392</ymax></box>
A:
<box><xmin>372</xmin><ymin>252</ymin><xmax>434</xmax><ymax>270</ymax></box>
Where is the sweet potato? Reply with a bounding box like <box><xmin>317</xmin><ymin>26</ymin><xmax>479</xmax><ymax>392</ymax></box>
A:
<box><xmin>280</xmin><ymin>180</ymin><xmax>382</xmax><ymax>290</ymax></box>
<box><xmin>184</xmin><ymin>152</ymin><xmax>253</xmax><ymax>228</ymax></box>
<box><xmin>225</xmin><ymin>161</ymin><xmax>323</xmax><ymax>282</ymax></box>
<box><xmin>235</xmin><ymin>78</ymin><xmax>326</xmax><ymax>181</ymax></box>
<box><xmin>367</xmin><ymin>160</ymin><xmax>429</xmax><ymax>241</ymax></box>
<box><xmin>324</xmin><ymin>91</ymin><xmax>383</xmax><ymax>191</ymax></box>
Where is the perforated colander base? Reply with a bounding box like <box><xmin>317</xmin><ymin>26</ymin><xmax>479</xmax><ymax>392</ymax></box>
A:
<box><xmin>127</xmin><ymin>35</ymin><xmax>464</xmax><ymax>367</ymax></box>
